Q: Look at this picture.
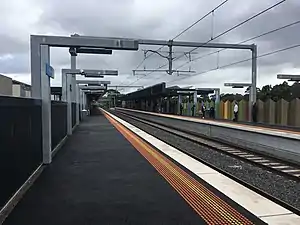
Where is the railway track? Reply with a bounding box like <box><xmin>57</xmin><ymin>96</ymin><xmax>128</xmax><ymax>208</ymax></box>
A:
<box><xmin>115</xmin><ymin>110</ymin><xmax>300</xmax><ymax>180</ymax></box>
<box><xmin>113</xmin><ymin>110</ymin><xmax>300</xmax><ymax>215</ymax></box>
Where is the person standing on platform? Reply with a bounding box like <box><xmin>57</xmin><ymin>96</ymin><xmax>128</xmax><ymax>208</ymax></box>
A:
<box><xmin>252</xmin><ymin>102</ymin><xmax>258</xmax><ymax>123</ymax></box>
<box><xmin>201</xmin><ymin>104</ymin><xmax>206</xmax><ymax>119</ymax></box>
<box><xmin>191</xmin><ymin>104</ymin><xmax>195</xmax><ymax>116</ymax></box>
<box><xmin>209</xmin><ymin>106</ymin><xmax>215</xmax><ymax>119</ymax></box>
<box><xmin>233</xmin><ymin>101</ymin><xmax>239</xmax><ymax>122</ymax></box>
<box><xmin>180</xmin><ymin>103</ymin><xmax>183</xmax><ymax>115</ymax></box>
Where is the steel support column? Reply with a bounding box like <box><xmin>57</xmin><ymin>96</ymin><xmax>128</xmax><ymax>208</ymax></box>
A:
<box><xmin>40</xmin><ymin>45</ymin><xmax>52</xmax><ymax>164</ymax></box>
<box><xmin>250</xmin><ymin>44</ymin><xmax>258</xmax><ymax>121</ymax></box>
<box><xmin>193</xmin><ymin>91</ymin><xmax>197</xmax><ymax>116</ymax></box>
<box><xmin>215</xmin><ymin>88</ymin><xmax>220</xmax><ymax>119</ymax></box>
<box><xmin>62</xmin><ymin>72</ymin><xmax>67</xmax><ymax>102</ymax></box>
<box><xmin>178</xmin><ymin>95</ymin><xmax>182</xmax><ymax>115</ymax></box>
<box><xmin>70</xmin><ymin>55</ymin><xmax>79</xmax><ymax>125</ymax></box>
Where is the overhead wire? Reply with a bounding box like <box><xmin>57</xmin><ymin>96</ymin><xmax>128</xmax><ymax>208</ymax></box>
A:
<box><xmin>174</xmin><ymin>19</ymin><xmax>300</xmax><ymax>70</ymax></box>
<box><xmin>167</xmin><ymin>43</ymin><xmax>300</xmax><ymax>84</ymax></box>
<box><xmin>121</xmin><ymin>0</ymin><xmax>230</xmax><ymax>86</ymax></box>
<box><xmin>171</xmin><ymin>0</ymin><xmax>229</xmax><ymax>40</ymax></box>
<box><xmin>172</xmin><ymin>0</ymin><xmax>287</xmax><ymax>63</ymax></box>
<box><xmin>131</xmin><ymin>0</ymin><xmax>287</xmax><ymax>86</ymax></box>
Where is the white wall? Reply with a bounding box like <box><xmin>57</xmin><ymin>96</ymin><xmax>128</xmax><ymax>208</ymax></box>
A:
<box><xmin>0</xmin><ymin>74</ymin><xmax>12</xmax><ymax>96</ymax></box>
<box><xmin>25</xmin><ymin>90</ymin><xmax>31</xmax><ymax>97</ymax></box>
<box><xmin>12</xmin><ymin>84</ymin><xmax>21</xmax><ymax>97</ymax></box>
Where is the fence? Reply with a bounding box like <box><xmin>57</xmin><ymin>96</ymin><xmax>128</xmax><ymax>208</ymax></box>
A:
<box><xmin>124</xmin><ymin>97</ymin><xmax>300</xmax><ymax>127</ymax></box>
<box><xmin>178</xmin><ymin>98</ymin><xmax>300</xmax><ymax>127</ymax></box>
<box><xmin>0</xmin><ymin>96</ymin><xmax>73</xmax><ymax>209</ymax></box>
<box><xmin>71</xmin><ymin>102</ymin><xmax>76</xmax><ymax>128</ymax></box>
<box><xmin>0</xmin><ymin>96</ymin><xmax>42</xmax><ymax>209</ymax></box>
<box><xmin>51</xmin><ymin>101</ymin><xmax>68</xmax><ymax>150</ymax></box>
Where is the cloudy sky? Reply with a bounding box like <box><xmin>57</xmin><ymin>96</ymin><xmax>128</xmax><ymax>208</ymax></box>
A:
<box><xmin>1</xmin><ymin>0</ymin><xmax>300</xmax><ymax>94</ymax></box>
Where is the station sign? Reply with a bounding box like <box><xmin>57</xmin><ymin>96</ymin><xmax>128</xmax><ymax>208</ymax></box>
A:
<box><xmin>45</xmin><ymin>63</ymin><xmax>54</xmax><ymax>79</ymax></box>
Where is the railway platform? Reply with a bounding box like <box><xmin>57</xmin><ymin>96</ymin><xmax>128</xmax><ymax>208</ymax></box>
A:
<box><xmin>117</xmin><ymin>108</ymin><xmax>300</xmax><ymax>137</ymax></box>
<box><xmin>2</xmin><ymin>110</ymin><xmax>299</xmax><ymax>224</ymax></box>
<box><xmin>116</xmin><ymin>108</ymin><xmax>300</xmax><ymax>166</ymax></box>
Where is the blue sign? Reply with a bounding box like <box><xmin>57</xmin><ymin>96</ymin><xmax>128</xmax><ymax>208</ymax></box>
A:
<box><xmin>45</xmin><ymin>63</ymin><xmax>54</xmax><ymax>79</ymax></box>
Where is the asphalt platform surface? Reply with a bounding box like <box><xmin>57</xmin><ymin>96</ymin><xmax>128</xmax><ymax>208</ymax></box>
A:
<box><xmin>3</xmin><ymin>114</ymin><xmax>205</xmax><ymax>225</ymax></box>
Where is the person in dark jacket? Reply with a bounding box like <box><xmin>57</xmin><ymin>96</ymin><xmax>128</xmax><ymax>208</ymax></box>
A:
<box><xmin>191</xmin><ymin>104</ymin><xmax>195</xmax><ymax>116</ymax></box>
<box><xmin>179</xmin><ymin>103</ymin><xmax>183</xmax><ymax>115</ymax></box>
<box><xmin>209</xmin><ymin>106</ymin><xmax>215</xmax><ymax>119</ymax></box>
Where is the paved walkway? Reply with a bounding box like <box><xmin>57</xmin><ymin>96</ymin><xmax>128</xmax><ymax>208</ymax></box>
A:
<box><xmin>4</xmin><ymin>114</ymin><xmax>204</xmax><ymax>225</ymax></box>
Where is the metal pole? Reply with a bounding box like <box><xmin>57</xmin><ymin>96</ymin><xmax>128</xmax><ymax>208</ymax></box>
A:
<box><xmin>62</xmin><ymin>72</ymin><xmax>67</xmax><ymax>102</ymax></box>
<box><xmin>178</xmin><ymin>95</ymin><xmax>182</xmax><ymax>115</ymax></box>
<box><xmin>114</xmin><ymin>86</ymin><xmax>117</xmax><ymax>107</ymax></box>
<box><xmin>66</xmin><ymin>71</ymin><xmax>72</xmax><ymax>135</ymax></box>
<box><xmin>76</xmin><ymin>85</ymin><xmax>80</xmax><ymax>122</ymax></box>
<box><xmin>250</xmin><ymin>44</ymin><xmax>257</xmax><ymax>122</ymax></box>
<box><xmin>168</xmin><ymin>40</ymin><xmax>173</xmax><ymax>75</ymax></box>
<box><xmin>71</xmin><ymin>54</ymin><xmax>79</xmax><ymax>125</ymax></box>
<box><xmin>30</xmin><ymin>36</ymin><xmax>41</xmax><ymax>99</ymax></box>
<box><xmin>40</xmin><ymin>45</ymin><xmax>52</xmax><ymax>164</ymax></box>
<box><xmin>215</xmin><ymin>88</ymin><xmax>220</xmax><ymax>119</ymax></box>
<box><xmin>193</xmin><ymin>91</ymin><xmax>197</xmax><ymax>116</ymax></box>
<box><xmin>249</xmin><ymin>87</ymin><xmax>252</xmax><ymax>122</ymax></box>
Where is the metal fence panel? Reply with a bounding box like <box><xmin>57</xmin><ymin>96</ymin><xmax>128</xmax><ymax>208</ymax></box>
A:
<box><xmin>0</xmin><ymin>96</ymin><xmax>42</xmax><ymax>208</ymax></box>
<box><xmin>51</xmin><ymin>101</ymin><xmax>67</xmax><ymax>149</ymax></box>
<box><xmin>72</xmin><ymin>102</ymin><xmax>76</xmax><ymax>127</ymax></box>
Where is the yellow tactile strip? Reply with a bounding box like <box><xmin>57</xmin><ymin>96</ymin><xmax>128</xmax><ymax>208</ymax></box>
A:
<box><xmin>104</xmin><ymin>112</ymin><xmax>256</xmax><ymax>224</ymax></box>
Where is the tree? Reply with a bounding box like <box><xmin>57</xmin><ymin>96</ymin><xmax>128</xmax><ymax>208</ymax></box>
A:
<box><xmin>106</xmin><ymin>89</ymin><xmax>121</xmax><ymax>95</ymax></box>
<box><xmin>271</xmin><ymin>81</ymin><xmax>291</xmax><ymax>101</ymax></box>
<box><xmin>220</xmin><ymin>93</ymin><xmax>244</xmax><ymax>102</ymax></box>
<box><xmin>291</xmin><ymin>82</ymin><xmax>300</xmax><ymax>99</ymax></box>
<box><xmin>258</xmin><ymin>85</ymin><xmax>272</xmax><ymax>101</ymax></box>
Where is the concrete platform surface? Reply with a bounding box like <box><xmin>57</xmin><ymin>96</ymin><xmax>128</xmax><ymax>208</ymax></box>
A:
<box><xmin>3</xmin><ymin>115</ymin><xmax>204</xmax><ymax>225</ymax></box>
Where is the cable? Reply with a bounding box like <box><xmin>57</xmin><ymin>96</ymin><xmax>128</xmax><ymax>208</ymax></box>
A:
<box><xmin>125</xmin><ymin>64</ymin><xmax>167</xmax><ymax>86</ymax></box>
<box><xmin>134</xmin><ymin>0</ymin><xmax>287</xmax><ymax>84</ymax></box>
<box><xmin>121</xmin><ymin>0</ymin><xmax>231</xmax><ymax>86</ymax></box>
<box><xmin>135</xmin><ymin>46</ymin><xmax>165</xmax><ymax>69</ymax></box>
<box><xmin>118</xmin><ymin>47</ymin><xmax>164</xmax><ymax>86</ymax></box>
<box><xmin>167</xmin><ymin>43</ymin><xmax>300</xmax><ymax>84</ymax></box>
<box><xmin>172</xmin><ymin>0</ymin><xmax>229</xmax><ymax>40</ymax></box>
<box><xmin>175</xmin><ymin>19</ymin><xmax>300</xmax><ymax>70</ymax></box>
<box><xmin>173</xmin><ymin>0</ymin><xmax>287</xmax><ymax>62</ymax></box>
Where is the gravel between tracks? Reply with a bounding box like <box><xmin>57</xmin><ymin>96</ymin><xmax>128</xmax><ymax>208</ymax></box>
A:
<box><xmin>112</xmin><ymin>111</ymin><xmax>300</xmax><ymax>211</ymax></box>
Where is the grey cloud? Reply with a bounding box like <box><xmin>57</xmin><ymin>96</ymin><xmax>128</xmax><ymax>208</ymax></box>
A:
<box><xmin>1</xmin><ymin>0</ymin><xmax>300</xmax><ymax>92</ymax></box>
<box><xmin>0</xmin><ymin>35</ymin><xmax>28</xmax><ymax>55</ymax></box>
<box><xmin>0</xmin><ymin>53</ymin><xmax>29</xmax><ymax>74</ymax></box>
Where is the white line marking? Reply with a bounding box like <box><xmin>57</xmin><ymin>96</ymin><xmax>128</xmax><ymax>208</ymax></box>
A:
<box><xmin>272</xmin><ymin>166</ymin><xmax>290</xmax><ymax>169</ymax></box>
<box><xmin>253</xmin><ymin>160</ymin><xmax>270</xmax><ymax>163</ymax></box>
<box><xmin>239</xmin><ymin>154</ymin><xmax>256</xmax><ymax>157</ymax></box>
<box><xmin>262</xmin><ymin>162</ymin><xmax>281</xmax><ymax>166</ymax></box>
<box><xmin>281</xmin><ymin>170</ymin><xmax>300</xmax><ymax>173</ymax></box>
<box><xmin>234</xmin><ymin>152</ymin><xmax>248</xmax><ymax>155</ymax></box>
<box><xmin>226</xmin><ymin>151</ymin><xmax>243</xmax><ymax>153</ymax></box>
<box><xmin>247</xmin><ymin>157</ymin><xmax>264</xmax><ymax>160</ymax></box>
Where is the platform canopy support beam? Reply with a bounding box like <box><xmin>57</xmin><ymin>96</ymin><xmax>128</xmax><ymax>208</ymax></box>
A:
<box><xmin>30</xmin><ymin>34</ymin><xmax>257</xmax><ymax>164</ymax></box>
